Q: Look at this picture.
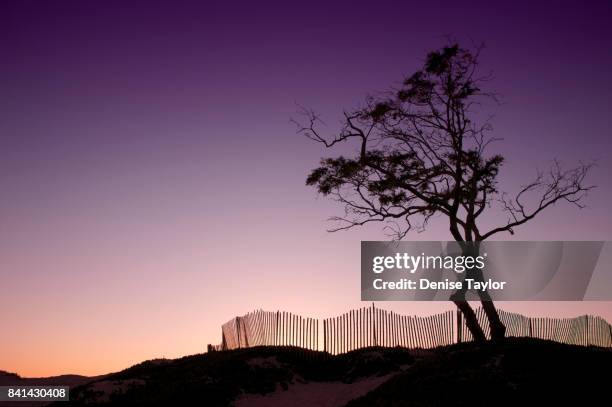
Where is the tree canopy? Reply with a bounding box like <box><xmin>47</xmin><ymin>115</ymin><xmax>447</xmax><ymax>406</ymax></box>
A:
<box><xmin>298</xmin><ymin>44</ymin><xmax>593</xmax><ymax>243</ymax></box>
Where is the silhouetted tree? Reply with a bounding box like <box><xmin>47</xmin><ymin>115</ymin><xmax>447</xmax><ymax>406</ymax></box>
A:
<box><xmin>297</xmin><ymin>44</ymin><xmax>594</xmax><ymax>341</ymax></box>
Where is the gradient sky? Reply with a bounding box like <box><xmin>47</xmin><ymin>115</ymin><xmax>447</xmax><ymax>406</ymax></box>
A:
<box><xmin>1</xmin><ymin>0</ymin><xmax>612</xmax><ymax>377</ymax></box>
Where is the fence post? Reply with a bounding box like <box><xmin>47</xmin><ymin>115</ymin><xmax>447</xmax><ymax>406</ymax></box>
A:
<box><xmin>221</xmin><ymin>332</ymin><xmax>227</xmax><ymax>350</ymax></box>
<box><xmin>585</xmin><ymin>315</ymin><xmax>589</xmax><ymax>346</ymax></box>
<box><xmin>528</xmin><ymin>318</ymin><xmax>532</xmax><ymax>338</ymax></box>
<box><xmin>456</xmin><ymin>309</ymin><xmax>462</xmax><ymax>344</ymax></box>
<box><xmin>316</xmin><ymin>317</ymin><xmax>319</xmax><ymax>352</ymax></box>
<box><xmin>322</xmin><ymin>319</ymin><xmax>326</xmax><ymax>353</ymax></box>
<box><xmin>372</xmin><ymin>303</ymin><xmax>377</xmax><ymax>346</ymax></box>
<box><xmin>235</xmin><ymin>317</ymin><xmax>241</xmax><ymax>349</ymax></box>
<box><xmin>275</xmin><ymin>311</ymin><xmax>279</xmax><ymax>346</ymax></box>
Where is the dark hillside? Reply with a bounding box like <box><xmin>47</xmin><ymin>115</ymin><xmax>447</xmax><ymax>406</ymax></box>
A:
<box><xmin>43</xmin><ymin>338</ymin><xmax>612</xmax><ymax>406</ymax></box>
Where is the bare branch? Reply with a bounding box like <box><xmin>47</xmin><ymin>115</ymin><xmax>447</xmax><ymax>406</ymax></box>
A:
<box><xmin>481</xmin><ymin>161</ymin><xmax>595</xmax><ymax>239</ymax></box>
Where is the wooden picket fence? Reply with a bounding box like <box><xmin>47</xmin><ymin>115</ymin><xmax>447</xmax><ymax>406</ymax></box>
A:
<box><xmin>220</xmin><ymin>309</ymin><xmax>318</xmax><ymax>350</ymax></box>
<box><xmin>211</xmin><ymin>305</ymin><xmax>612</xmax><ymax>354</ymax></box>
<box><xmin>322</xmin><ymin>306</ymin><xmax>454</xmax><ymax>354</ymax></box>
<box><xmin>458</xmin><ymin>307</ymin><xmax>612</xmax><ymax>347</ymax></box>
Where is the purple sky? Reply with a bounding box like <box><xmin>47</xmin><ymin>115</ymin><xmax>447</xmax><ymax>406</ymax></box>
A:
<box><xmin>1</xmin><ymin>0</ymin><xmax>612</xmax><ymax>376</ymax></box>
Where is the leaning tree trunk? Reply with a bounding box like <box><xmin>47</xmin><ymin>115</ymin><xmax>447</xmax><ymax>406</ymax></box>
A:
<box><xmin>477</xmin><ymin>288</ymin><xmax>506</xmax><ymax>341</ymax></box>
<box><xmin>452</xmin><ymin>299</ymin><xmax>486</xmax><ymax>342</ymax></box>
<box><xmin>451</xmin><ymin>241</ymin><xmax>506</xmax><ymax>342</ymax></box>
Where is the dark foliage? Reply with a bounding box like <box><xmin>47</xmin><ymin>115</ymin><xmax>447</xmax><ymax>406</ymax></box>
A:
<box><xmin>347</xmin><ymin>338</ymin><xmax>612</xmax><ymax>406</ymax></box>
<box><xmin>54</xmin><ymin>346</ymin><xmax>413</xmax><ymax>406</ymax></box>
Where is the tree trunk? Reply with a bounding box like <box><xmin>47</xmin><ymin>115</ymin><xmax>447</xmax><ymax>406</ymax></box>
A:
<box><xmin>452</xmin><ymin>299</ymin><xmax>486</xmax><ymax>342</ymax></box>
<box><xmin>451</xmin><ymin>241</ymin><xmax>506</xmax><ymax>342</ymax></box>
<box><xmin>471</xmin><ymin>242</ymin><xmax>506</xmax><ymax>341</ymax></box>
<box><xmin>477</xmin><ymin>289</ymin><xmax>506</xmax><ymax>341</ymax></box>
